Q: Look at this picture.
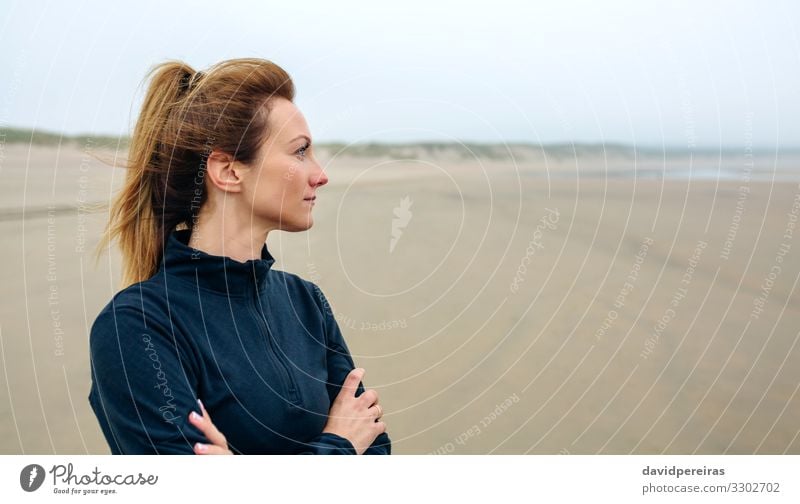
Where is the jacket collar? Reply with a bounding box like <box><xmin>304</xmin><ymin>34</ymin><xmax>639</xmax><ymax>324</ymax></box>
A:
<box><xmin>160</xmin><ymin>229</ymin><xmax>275</xmax><ymax>295</ymax></box>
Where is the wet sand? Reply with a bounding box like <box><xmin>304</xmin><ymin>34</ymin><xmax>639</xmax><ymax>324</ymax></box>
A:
<box><xmin>1</xmin><ymin>143</ymin><xmax>798</xmax><ymax>454</ymax></box>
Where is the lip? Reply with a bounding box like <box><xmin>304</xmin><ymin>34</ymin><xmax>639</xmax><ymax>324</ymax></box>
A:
<box><xmin>303</xmin><ymin>196</ymin><xmax>316</xmax><ymax>201</ymax></box>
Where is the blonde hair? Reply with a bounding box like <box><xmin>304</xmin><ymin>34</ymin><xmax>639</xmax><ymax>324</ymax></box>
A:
<box><xmin>97</xmin><ymin>58</ymin><xmax>294</xmax><ymax>289</ymax></box>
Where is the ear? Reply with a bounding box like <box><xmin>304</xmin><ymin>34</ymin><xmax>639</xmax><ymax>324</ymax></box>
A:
<box><xmin>205</xmin><ymin>149</ymin><xmax>244</xmax><ymax>193</ymax></box>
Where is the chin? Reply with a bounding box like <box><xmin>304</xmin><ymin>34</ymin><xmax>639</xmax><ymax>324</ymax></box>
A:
<box><xmin>280</xmin><ymin>217</ymin><xmax>313</xmax><ymax>232</ymax></box>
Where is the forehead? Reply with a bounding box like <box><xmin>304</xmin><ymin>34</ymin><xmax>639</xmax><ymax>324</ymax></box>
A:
<box><xmin>267</xmin><ymin>98</ymin><xmax>310</xmax><ymax>141</ymax></box>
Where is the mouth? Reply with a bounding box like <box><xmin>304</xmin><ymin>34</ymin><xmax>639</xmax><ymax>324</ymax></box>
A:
<box><xmin>303</xmin><ymin>196</ymin><xmax>316</xmax><ymax>204</ymax></box>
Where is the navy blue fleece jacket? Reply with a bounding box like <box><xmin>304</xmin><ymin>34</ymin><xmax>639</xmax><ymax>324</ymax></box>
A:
<box><xmin>88</xmin><ymin>229</ymin><xmax>391</xmax><ymax>455</ymax></box>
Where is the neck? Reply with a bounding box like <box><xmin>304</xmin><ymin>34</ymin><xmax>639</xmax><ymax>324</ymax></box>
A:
<box><xmin>188</xmin><ymin>202</ymin><xmax>274</xmax><ymax>263</ymax></box>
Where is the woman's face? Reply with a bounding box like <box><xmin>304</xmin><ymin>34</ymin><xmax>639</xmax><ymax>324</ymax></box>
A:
<box><xmin>243</xmin><ymin>97</ymin><xmax>328</xmax><ymax>232</ymax></box>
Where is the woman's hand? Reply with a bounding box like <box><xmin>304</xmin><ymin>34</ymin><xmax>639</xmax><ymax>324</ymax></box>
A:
<box><xmin>188</xmin><ymin>399</ymin><xmax>233</xmax><ymax>455</ymax></box>
<box><xmin>322</xmin><ymin>368</ymin><xmax>387</xmax><ymax>455</ymax></box>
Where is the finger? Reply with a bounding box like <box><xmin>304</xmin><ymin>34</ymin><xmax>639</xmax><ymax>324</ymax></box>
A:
<box><xmin>360</xmin><ymin>388</ymin><xmax>378</xmax><ymax>406</ymax></box>
<box><xmin>189</xmin><ymin>411</ymin><xmax>227</xmax><ymax>448</ymax></box>
<box><xmin>368</xmin><ymin>403</ymin><xmax>383</xmax><ymax>420</ymax></box>
<box><xmin>189</xmin><ymin>402</ymin><xmax>228</xmax><ymax>448</ymax></box>
<box><xmin>194</xmin><ymin>442</ymin><xmax>232</xmax><ymax>455</ymax></box>
<box><xmin>341</xmin><ymin>368</ymin><xmax>364</xmax><ymax>398</ymax></box>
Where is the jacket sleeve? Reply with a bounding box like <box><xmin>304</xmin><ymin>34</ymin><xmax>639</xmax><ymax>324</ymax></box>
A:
<box><xmin>310</xmin><ymin>283</ymin><xmax>392</xmax><ymax>455</ymax></box>
<box><xmin>88</xmin><ymin>304</ymin><xmax>207</xmax><ymax>454</ymax></box>
<box><xmin>297</xmin><ymin>432</ymin><xmax>358</xmax><ymax>454</ymax></box>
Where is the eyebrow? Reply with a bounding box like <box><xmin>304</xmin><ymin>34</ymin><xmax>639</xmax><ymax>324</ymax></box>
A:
<box><xmin>288</xmin><ymin>135</ymin><xmax>312</xmax><ymax>145</ymax></box>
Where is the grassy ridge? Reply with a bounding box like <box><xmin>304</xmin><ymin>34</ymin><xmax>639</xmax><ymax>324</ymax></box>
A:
<box><xmin>2</xmin><ymin>126</ymin><xmax>789</xmax><ymax>158</ymax></box>
<box><xmin>0</xmin><ymin>126</ymin><xmax>129</xmax><ymax>149</ymax></box>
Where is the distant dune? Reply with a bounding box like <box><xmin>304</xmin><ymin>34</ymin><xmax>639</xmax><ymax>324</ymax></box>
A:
<box><xmin>5</xmin><ymin>126</ymin><xmax>797</xmax><ymax>161</ymax></box>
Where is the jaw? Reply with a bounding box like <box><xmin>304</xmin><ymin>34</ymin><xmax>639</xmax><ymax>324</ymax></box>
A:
<box><xmin>276</xmin><ymin>209</ymin><xmax>314</xmax><ymax>232</ymax></box>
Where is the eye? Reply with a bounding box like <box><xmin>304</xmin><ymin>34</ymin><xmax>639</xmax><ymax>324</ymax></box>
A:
<box><xmin>295</xmin><ymin>142</ymin><xmax>310</xmax><ymax>159</ymax></box>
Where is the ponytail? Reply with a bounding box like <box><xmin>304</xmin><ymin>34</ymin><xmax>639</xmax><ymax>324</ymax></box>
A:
<box><xmin>97</xmin><ymin>58</ymin><xmax>295</xmax><ymax>289</ymax></box>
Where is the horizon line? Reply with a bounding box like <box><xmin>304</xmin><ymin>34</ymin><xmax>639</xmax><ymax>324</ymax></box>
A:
<box><xmin>1</xmin><ymin>125</ymin><xmax>797</xmax><ymax>153</ymax></box>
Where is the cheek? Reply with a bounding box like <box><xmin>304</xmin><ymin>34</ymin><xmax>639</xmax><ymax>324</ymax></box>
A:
<box><xmin>251</xmin><ymin>163</ymin><xmax>304</xmax><ymax>211</ymax></box>
<box><xmin>281</xmin><ymin>162</ymin><xmax>307</xmax><ymax>196</ymax></box>
<box><xmin>287</xmin><ymin>161</ymin><xmax>307</xmax><ymax>188</ymax></box>
<box><xmin>284</xmin><ymin>159</ymin><xmax>302</xmax><ymax>182</ymax></box>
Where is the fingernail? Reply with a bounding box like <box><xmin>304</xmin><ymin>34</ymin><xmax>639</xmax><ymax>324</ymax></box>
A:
<box><xmin>197</xmin><ymin>399</ymin><xmax>204</xmax><ymax>411</ymax></box>
<box><xmin>195</xmin><ymin>442</ymin><xmax>207</xmax><ymax>453</ymax></box>
<box><xmin>190</xmin><ymin>411</ymin><xmax>202</xmax><ymax>421</ymax></box>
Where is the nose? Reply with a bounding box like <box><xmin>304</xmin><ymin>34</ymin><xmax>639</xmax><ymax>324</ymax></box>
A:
<box><xmin>311</xmin><ymin>160</ymin><xmax>328</xmax><ymax>188</ymax></box>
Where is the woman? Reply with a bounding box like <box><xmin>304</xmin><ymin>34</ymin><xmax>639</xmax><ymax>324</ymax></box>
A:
<box><xmin>88</xmin><ymin>58</ymin><xmax>390</xmax><ymax>455</ymax></box>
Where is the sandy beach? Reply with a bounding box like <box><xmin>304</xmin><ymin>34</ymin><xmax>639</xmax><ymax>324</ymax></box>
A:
<box><xmin>1</xmin><ymin>141</ymin><xmax>798</xmax><ymax>454</ymax></box>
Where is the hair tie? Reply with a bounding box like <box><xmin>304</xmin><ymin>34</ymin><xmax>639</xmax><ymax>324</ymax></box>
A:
<box><xmin>179</xmin><ymin>70</ymin><xmax>204</xmax><ymax>92</ymax></box>
<box><xmin>191</xmin><ymin>71</ymin><xmax>205</xmax><ymax>87</ymax></box>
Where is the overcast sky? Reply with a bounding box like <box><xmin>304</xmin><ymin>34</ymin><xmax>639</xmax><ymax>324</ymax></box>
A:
<box><xmin>1</xmin><ymin>0</ymin><xmax>798</xmax><ymax>148</ymax></box>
